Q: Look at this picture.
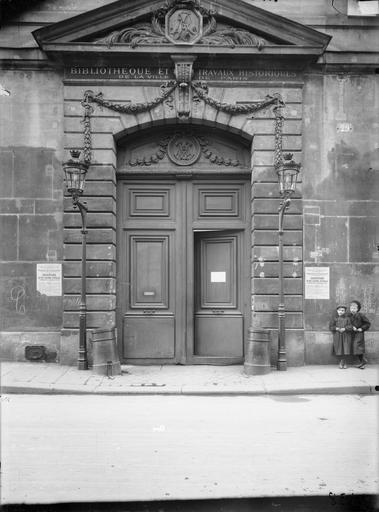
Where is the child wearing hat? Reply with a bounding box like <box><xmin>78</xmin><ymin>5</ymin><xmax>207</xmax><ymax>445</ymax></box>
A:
<box><xmin>329</xmin><ymin>305</ymin><xmax>352</xmax><ymax>369</ymax></box>
<box><xmin>348</xmin><ymin>300</ymin><xmax>371</xmax><ymax>369</ymax></box>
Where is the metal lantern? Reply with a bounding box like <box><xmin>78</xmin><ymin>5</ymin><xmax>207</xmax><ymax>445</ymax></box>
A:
<box><xmin>276</xmin><ymin>152</ymin><xmax>301</xmax><ymax>371</ymax></box>
<box><xmin>63</xmin><ymin>150</ymin><xmax>88</xmax><ymax>196</ymax></box>
<box><xmin>62</xmin><ymin>149</ymin><xmax>90</xmax><ymax>370</ymax></box>
<box><xmin>276</xmin><ymin>153</ymin><xmax>301</xmax><ymax>195</ymax></box>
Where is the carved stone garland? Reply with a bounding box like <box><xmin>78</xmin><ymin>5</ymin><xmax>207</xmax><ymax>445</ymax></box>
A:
<box><xmin>79</xmin><ymin>85</ymin><xmax>285</xmax><ymax>170</ymax></box>
<box><xmin>127</xmin><ymin>133</ymin><xmax>242</xmax><ymax>168</ymax></box>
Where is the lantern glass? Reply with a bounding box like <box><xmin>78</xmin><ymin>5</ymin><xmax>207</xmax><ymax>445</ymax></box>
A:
<box><xmin>278</xmin><ymin>168</ymin><xmax>299</xmax><ymax>194</ymax></box>
<box><xmin>64</xmin><ymin>165</ymin><xmax>87</xmax><ymax>194</ymax></box>
<box><xmin>277</xmin><ymin>155</ymin><xmax>300</xmax><ymax>195</ymax></box>
<box><xmin>63</xmin><ymin>150</ymin><xmax>88</xmax><ymax>195</ymax></box>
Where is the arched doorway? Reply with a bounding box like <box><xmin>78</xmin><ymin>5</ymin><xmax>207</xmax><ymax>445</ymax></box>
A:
<box><xmin>116</xmin><ymin>126</ymin><xmax>251</xmax><ymax>364</ymax></box>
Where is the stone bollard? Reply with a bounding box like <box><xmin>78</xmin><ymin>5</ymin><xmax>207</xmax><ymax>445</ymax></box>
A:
<box><xmin>244</xmin><ymin>328</ymin><xmax>271</xmax><ymax>376</ymax></box>
<box><xmin>91</xmin><ymin>327</ymin><xmax>121</xmax><ymax>376</ymax></box>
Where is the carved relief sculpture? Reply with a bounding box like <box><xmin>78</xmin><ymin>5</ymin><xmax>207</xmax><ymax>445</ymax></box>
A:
<box><xmin>166</xmin><ymin>4</ymin><xmax>203</xmax><ymax>44</ymax></box>
<box><xmin>126</xmin><ymin>132</ymin><xmax>241</xmax><ymax>168</ymax></box>
<box><xmin>94</xmin><ymin>0</ymin><xmax>268</xmax><ymax>50</ymax></box>
<box><xmin>167</xmin><ymin>134</ymin><xmax>201</xmax><ymax>165</ymax></box>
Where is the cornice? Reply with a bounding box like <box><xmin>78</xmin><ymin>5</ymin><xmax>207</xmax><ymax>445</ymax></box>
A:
<box><xmin>32</xmin><ymin>0</ymin><xmax>331</xmax><ymax>52</ymax></box>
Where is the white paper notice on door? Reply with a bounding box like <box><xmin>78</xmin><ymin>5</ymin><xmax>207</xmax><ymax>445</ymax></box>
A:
<box><xmin>211</xmin><ymin>271</ymin><xmax>226</xmax><ymax>283</ymax></box>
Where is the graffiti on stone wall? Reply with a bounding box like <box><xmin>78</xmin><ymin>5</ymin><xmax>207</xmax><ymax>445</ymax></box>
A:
<box><xmin>0</xmin><ymin>275</ymin><xmax>62</xmax><ymax>330</ymax></box>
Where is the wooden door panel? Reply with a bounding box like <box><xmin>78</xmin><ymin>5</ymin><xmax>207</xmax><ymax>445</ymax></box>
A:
<box><xmin>121</xmin><ymin>182</ymin><xmax>176</xmax><ymax>222</ymax></box>
<box><xmin>194</xmin><ymin>231</ymin><xmax>244</xmax><ymax>360</ymax></box>
<box><xmin>130</xmin><ymin>235</ymin><xmax>169</xmax><ymax>308</ymax></box>
<box><xmin>198</xmin><ymin>237</ymin><xmax>236</xmax><ymax>307</ymax></box>
<box><xmin>193</xmin><ymin>183</ymin><xmax>245</xmax><ymax>221</ymax></box>
<box><xmin>122</xmin><ymin>231</ymin><xmax>176</xmax><ymax>361</ymax></box>
<box><xmin>123</xmin><ymin>316</ymin><xmax>175</xmax><ymax>359</ymax></box>
<box><xmin>195</xmin><ymin>316</ymin><xmax>243</xmax><ymax>357</ymax></box>
<box><xmin>118</xmin><ymin>178</ymin><xmax>249</xmax><ymax>364</ymax></box>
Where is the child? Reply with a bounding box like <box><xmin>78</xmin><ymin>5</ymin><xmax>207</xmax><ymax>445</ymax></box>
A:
<box><xmin>348</xmin><ymin>300</ymin><xmax>371</xmax><ymax>369</ymax></box>
<box><xmin>329</xmin><ymin>305</ymin><xmax>352</xmax><ymax>369</ymax></box>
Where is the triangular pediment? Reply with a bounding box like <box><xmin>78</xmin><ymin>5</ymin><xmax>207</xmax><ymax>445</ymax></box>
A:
<box><xmin>33</xmin><ymin>0</ymin><xmax>331</xmax><ymax>65</ymax></box>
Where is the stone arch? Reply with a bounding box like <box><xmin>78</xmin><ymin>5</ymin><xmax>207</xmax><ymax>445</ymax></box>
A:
<box><xmin>113</xmin><ymin>117</ymin><xmax>256</xmax><ymax>365</ymax></box>
<box><xmin>61</xmin><ymin>88</ymin><xmax>303</xmax><ymax>367</ymax></box>
<box><xmin>112</xmin><ymin>114</ymin><xmax>255</xmax><ymax>145</ymax></box>
<box><xmin>115</xmin><ymin>121</ymin><xmax>253</xmax><ymax>173</ymax></box>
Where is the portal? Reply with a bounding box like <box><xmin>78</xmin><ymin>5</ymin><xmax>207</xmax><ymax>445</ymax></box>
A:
<box><xmin>117</xmin><ymin>176</ymin><xmax>250</xmax><ymax>364</ymax></box>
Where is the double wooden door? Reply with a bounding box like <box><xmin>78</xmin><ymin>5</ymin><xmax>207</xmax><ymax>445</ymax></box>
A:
<box><xmin>117</xmin><ymin>177</ymin><xmax>250</xmax><ymax>364</ymax></box>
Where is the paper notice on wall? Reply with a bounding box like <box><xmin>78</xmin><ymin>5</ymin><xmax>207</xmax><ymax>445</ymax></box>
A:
<box><xmin>211</xmin><ymin>271</ymin><xmax>226</xmax><ymax>283</ymax></box>
<box><xmin>36</xmin><ymin>263</ymin><xmax>62</xmax><ymax>296</ymax></box>
<box><xmin>305</xmin><ymin>267</ymin><xmax>329</xmax><ymax>300</ymax></box>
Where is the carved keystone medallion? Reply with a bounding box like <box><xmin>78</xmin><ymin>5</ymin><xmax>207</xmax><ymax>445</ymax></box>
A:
<box><xmin>167</xmin><ymin>134</ymin><xmax>201</xmax><ymax>165</ymax></box>
<box><xmin>166</xmin><ymin>7</ymin><xmax>203</xmax><ymax>45</ymax></box>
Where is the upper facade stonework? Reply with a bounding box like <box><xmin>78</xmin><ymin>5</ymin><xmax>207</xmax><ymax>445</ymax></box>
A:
<box><xmin>32</xmin><ymin>0</ymin><xmax>331</xmax><ymax>66</ymax></box>
<box><xmin>93</xmin><ymin>0</ymin><xmax>270</xmax><ymax>50</ymax></box>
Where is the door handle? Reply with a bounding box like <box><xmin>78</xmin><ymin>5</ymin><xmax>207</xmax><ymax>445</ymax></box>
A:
<box><xmin>212</xmin><ymin>310</ymin><xmax>225</xmax><ymax>315</ymax></box>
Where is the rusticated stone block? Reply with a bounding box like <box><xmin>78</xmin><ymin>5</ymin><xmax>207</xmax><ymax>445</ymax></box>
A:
<box><xmin>63</xmin><ymin>244</ymin><xmax>115</xmax><ymax>260</ymax></box>
<box><xmin>63</xmin><ymin>294</ymin><xmax>116</xmax><ymax>311</ymax></box>
<box><xmin>64</xmin><ymin>228</ymin><xmax>116</xmax><ymax>244</ymax></box>
<box><xmin>252</xmin><ymin>198</ymin><xmax>302</xmax><ymax>215</ymax></box>
<box><xmin>86</xmin><ymin>165</ymin><xmax>116</xmax><ymax>181</ymax></box>
<box><xmin>64</xmin><ymin>212</ymin><xmax>116</xmax><ymax>228</ymax></box>
<box><xmin>253</xmin><ymin>277</ymin><xmax>303</xmax><ymax>295</ymax></box>
<box><xmin>63</xmin><ymin>311</ymin><xmax>115</xmax><ymax>329</ymax></box>
<box><xmin>253</xmin><ymin>119</ymin><xmax>302</xmax><ymax>135</ymax></box>
<box><xmin>253</xmin><ymin>135</ymin><xmax>302</xmax><ymax>151</ymax></box>
<box><xmin>252</xmin><ymin>166</ymin><xmax>278</xmax><ymax>183</ymax></box>
<box><xmin>254</xmin><ymin>295</ymin><xmax>303</xmax><ymax>312</ymax></box>
<box><xmin>253</xmin><ymin>214</ymin><xmax>303</xmax><ymax>230</ymax></box>
<box><xmin>82</xmin><ymin>181</ymin><xmax>116</xmax><ymax>197</ymax></box>
<box><xmin>65</xmin><ymin>132</ymin><xmax>115</xmax><ymax>151</ymax></box>
<box><xmin>253</xmin><ymin>245</ymin><xmax>303</xmax><ymax>261</ymax></box>
<box><xmin>63</xmin><ymin>261</ymin><xmax>115</xmax><ymax>277</ymax></box>
<box><xmin>63</xmin><ymin>277</ymin><xmax>116</xmax><ymax>294</ymax></box>
<box><xmin>253</xmin><ymin>230</ymin><xmax>303</xmax><ymax>245</ymax></box>
<box><xmin>252</xmin><ymin>262</ymin><xmax>302</xmax><ymax>278</ymax></box>
<box><xmin>252</xmin><ymin>311</ymin><xmax>303</xmax><ymax>329</ymax></box>
<box><xmin>88</xmin><ymin>148</ymin><xmax>117</xmax><ymax>167</ymax></box>
<box><xmin>63</xmin><ymin>196</ymin><xmax>115</xmax><ymax>213</ymax></box>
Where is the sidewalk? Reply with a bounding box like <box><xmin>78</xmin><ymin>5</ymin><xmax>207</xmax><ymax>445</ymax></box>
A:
<box><xmin>1</xmin><ymin>361</ymin><xmax>378</xmax><ymax>395</ymax></box>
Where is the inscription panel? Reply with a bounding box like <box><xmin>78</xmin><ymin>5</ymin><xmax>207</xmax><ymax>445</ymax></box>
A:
<box><xmin>65</xmin><ymin>67</ymin><xmax>301</xmax><ymax>82</ymax></box>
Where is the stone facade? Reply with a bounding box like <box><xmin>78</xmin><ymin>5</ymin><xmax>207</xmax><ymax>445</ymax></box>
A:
<box><xmin>0</xmin><ymin>0</ymin><xmax>378</xmax><ymax>365</ymax></box>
